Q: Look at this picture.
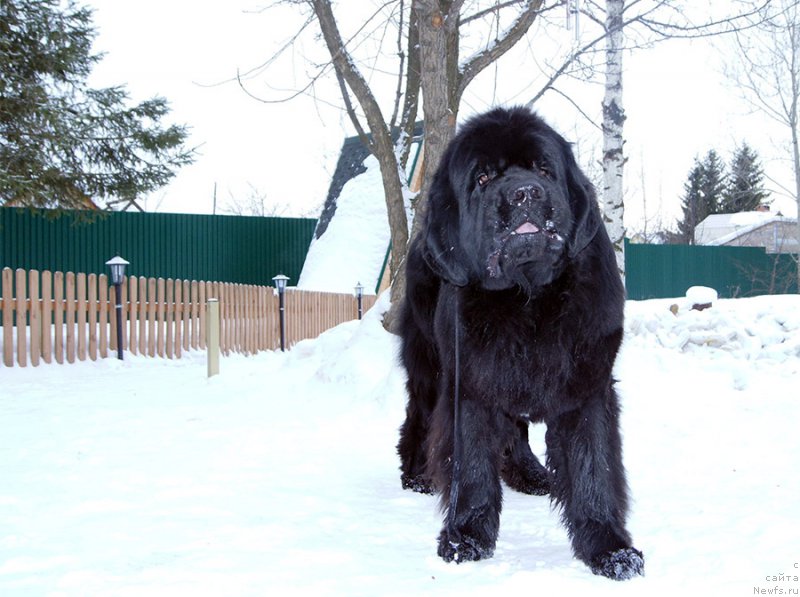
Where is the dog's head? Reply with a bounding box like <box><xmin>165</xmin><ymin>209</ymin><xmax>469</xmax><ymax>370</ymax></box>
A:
<box><xmin>422</xmin><ymin>106</ymin><xmax>601</xmax><ymax>293</ymax></box>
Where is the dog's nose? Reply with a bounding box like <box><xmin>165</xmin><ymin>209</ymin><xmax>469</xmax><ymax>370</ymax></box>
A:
<box><xmin>511</xmin><ymin>184</ymin><xmax>543</xmax><ymax>206</ymax></box>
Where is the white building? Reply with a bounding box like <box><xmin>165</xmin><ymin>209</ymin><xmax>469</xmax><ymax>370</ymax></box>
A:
<box><xmin>694</xmin><ymin>209</ymin><xmax>798</xmax><ymax>254</ymax></box>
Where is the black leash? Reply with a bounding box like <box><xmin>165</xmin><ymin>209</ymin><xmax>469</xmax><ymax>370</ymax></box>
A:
<box><xmin>446</xmin><ymin>286</ymin><xmax>462</xmax><ymax>539</ymax></box>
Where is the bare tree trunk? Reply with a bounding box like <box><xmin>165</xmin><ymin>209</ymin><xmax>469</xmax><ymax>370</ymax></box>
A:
<box><xmin>602</xmin><ymin>0</ymin><xmax>626</xmax><ymax>278</ymax></box>
<box><xmin>411</xmin><ymin>0</ymin><xmax>460</xmax><ymax>243</ymax></box>
<box><xmin>791</xmin><ymin>21</ymin><xmax>800</xmax><ymax>293</ymax></box>
<box><xmin>792</xmin><ymin>106</ymin><xmax>800</xmax><ymax>292</ymax></box>
<box><xmin>411</xmin><ymin>0</ymin><xmax>544</xmax><ymax>242</ymax></box>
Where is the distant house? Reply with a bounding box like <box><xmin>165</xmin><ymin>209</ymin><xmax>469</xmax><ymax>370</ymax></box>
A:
<box><xmin>2</xmin><ymin>190</ymin><xmax>144</xmax><ymax>213</ymax></box>
<box><xmin>628</xmin><ymin>230</ymin><xmax>670</xmax><ymax>245</ymax></box>
<box><xmin>694</xmin><ymin>208</ymin><xmax>799</xmax><ymax>254</ymax></box>
<box><xmin>297</xmin><ymin>127</ymin><xmax>424</xmax><ymax>295</ymax></box>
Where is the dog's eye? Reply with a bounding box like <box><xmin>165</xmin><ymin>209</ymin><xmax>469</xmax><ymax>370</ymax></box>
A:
<box><xmin>477</xmin><ymin>173</ymin><xmax>491</xmax><ymax>187</ymax></box>
<box><xmin>532</xmin><ymin>161</ymin><xmax>552</xmax><ymax>179</ymax></box>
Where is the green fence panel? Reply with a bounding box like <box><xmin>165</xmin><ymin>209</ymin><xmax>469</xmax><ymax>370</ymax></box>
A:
<box><xmin>0</xmin><ymin>208</ymin><xmax>316</xmax><ymax>286</ymax></box>
<box><xmin>625</xmin><ymin>240</ymin><xmax>798</xmax><ymax>300</ymax></box>
<box><xmin>6</xmin><ymin>210</ymin><xmax>796</xmax><ymax>300</ymax></box>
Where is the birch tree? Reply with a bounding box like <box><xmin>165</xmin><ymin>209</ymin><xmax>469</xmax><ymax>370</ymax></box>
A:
<box><xmin>527</xmin><ymin>0</ymin><xmax>777</xmax><ymax>279</ymax></box>
<box><xmin>602</xmin><ymin>0</ymin><xmax>626</xmax><ymax>275</ymax></box>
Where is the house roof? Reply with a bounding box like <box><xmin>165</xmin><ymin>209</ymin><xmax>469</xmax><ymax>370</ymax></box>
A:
<box><xmin>297</xmin><ymin>125</ymin><xmax>423</xmax><ymax>295</ymax></box>
<box><xmin>313</xmin><ymin>134</ymin><xmax>371</xmax><ymax>240</ymax></box>
<box><xmin>313</xmin><ymin>124</ymin><xmax>424</xmax><ymax>241</ymax></box>
<box><xmin>695</xmin><ymin>211</ymin><xmax>793</xmax><ymax>245</ymax></box>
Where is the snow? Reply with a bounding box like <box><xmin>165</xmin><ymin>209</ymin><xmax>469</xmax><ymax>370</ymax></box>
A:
<box><xmin>297</xmin><ymin>155</ymin><xmax>390</xmax><ymax>295</ymax></box>
<box><xmin>297</xmin><ymin>141</ymin><xmax>421</xmax><ymax>296</ymax></box>
<box><xmin>685</xmin><ymin>285</ymin><xmax>718</xmax><ymax>307</ymax></box>
<box><xmin>694</xmin><ymin>211</ymin><xmax>795</xmax><ymax>246</ymax></box>
<box><xmin>2</xmin><ymin>292</ymin><xmax>799</xmax><ymax>596</ymax></box>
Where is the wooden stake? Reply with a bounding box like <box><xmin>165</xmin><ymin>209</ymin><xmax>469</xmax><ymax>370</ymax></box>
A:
<box><xmin>207</xmin><ymin>299</ymin><xmax>220</xmax><ymax>378</ymax></box>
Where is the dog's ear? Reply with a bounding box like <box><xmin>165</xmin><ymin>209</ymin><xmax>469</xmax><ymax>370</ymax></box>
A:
<box><xmin>562</xmin><ymin>142</ymin><xmax>601</xmax><ymax>258</ymax></box>
<box><xmin>421</xmin><ymin>158</ymin><xmax>470</xmax><ymax>286</ymax></box>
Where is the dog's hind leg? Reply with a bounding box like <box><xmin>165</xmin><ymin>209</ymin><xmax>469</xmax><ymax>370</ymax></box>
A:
<box><xmin>501</xmin><ymin>419</ymin><xmax>551</xmax><ymax>496</ymax></box>
<box><xmin>397</xmin><ymin>324</ymin><xmax>439</xmax><ymax>495</ymax></box>
<box><xmin>398</xmin><ymin>398</ymin><xmax>436</xmax><ymax>495</ymax></box>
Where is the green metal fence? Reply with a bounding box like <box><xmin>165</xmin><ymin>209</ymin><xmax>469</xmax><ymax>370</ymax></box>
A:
<box><xmin>3</xmin><ymin>208</ymin><xmax>797</xmax><ymax>300</ymax></box>
<box><xmin>625</xmin><ymin>241</ymin><xmax>798</xmax><ymax>300</ymax></box>
<box><xmin>0</xmin><ymin>208</ymin><xmax>317</xmax><ymax>286</ymax></box>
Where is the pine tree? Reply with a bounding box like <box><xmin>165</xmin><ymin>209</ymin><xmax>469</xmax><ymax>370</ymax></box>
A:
<box><xmin>0</xmin><ymin>0</ymin><xmax>193</xmax><ymax>210</ymax></box>
<box><xmin>698</xmin><ymin>149</ymin><xmax>727</xmax><ymax>215</ymax></box>
<box><xmin>720</xmin><ymin>142</ymin><xmax>770</xmax><ymax>212</ymax></box>
<box><xmin>676</xmin><ymin>150</ymin><xmax>727</xmax><ymax>244</ymax></box>
<box><xmin>677</xmin><ymin>158</ymin><xmax>706</xmax><ymax>244</ymax></box>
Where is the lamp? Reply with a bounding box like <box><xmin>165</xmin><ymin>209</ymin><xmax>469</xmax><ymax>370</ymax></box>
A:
<box><xmin>272</xmin><ymin>274</ymin><xmax>290</xmax><ymax>351</ymax></box>
<box><xmin>354</xmin><ymin>282</ymin><xmax>364</xmax><ymax>320</ymax></box>
<box><xmin>105</xmin><ymin>255</ymin><xmax>129</xmax><ymax>360</ymax></box>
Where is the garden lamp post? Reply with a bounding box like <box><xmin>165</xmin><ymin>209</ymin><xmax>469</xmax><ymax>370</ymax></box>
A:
<box><xmin>272</xmin><ymin>274</ymin><xmax>290</xmax><ymax>352</ymax></box>
<box><xmin>354</xmin><ymin>282</ymin><xmax>364</xmax><ymax>320</ymax></box>
<box><xmin>105</xmin><ymin>255</ymin><xmax>129</xmax><ymax>360</ymax></box>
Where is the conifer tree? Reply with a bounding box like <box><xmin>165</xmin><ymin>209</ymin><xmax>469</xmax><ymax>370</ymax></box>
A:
<box><xmin>0</xmin><ymin>0</ymin><xmax>193</xmax><ymax>210</ymax></box>
<box><xmin>677</xmin><ymin>159</ymin><xmax>705</xmax><ymax>244</ymax></box>
<box><xmin>721</xmin><ymin>142</ymin><xmax>770</xmax><ymax>212</ymax></box>
<box><xmin>698</xmin><ymin>149</ymin><xmax>727</xmax><ymax>215</ymax></box>
<box><xmin>676</xmin><ymin>150</ymin><xmax>727</xmax><ymax>244</ymax></box>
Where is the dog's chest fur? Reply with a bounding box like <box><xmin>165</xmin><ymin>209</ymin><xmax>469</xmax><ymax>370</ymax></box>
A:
<box><xmin>441</xmin><ymin>283</ymin><xmax>583</xmax><ymax>420</ymax></box>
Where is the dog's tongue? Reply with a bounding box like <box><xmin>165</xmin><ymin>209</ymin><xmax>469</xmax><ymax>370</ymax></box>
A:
<box><xmin>514</xmin><ymin>222</ymin><xmax>540</xmax><ymax>235</ymax></box>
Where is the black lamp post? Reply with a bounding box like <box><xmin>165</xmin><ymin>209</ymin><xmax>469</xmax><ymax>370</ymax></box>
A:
<box><xmin>354</xmin><ymin>282</ymin><xmax>364</xmax><ymax>320</ymax></box>
<box><xmin>272</xmin><ymin>274</ymin><xmax>290</xmax><ymax>352</ymax></box>
<box><xmin>105</xmin><ymin>255</ymin><xmax>129</xmax><ymax>360</ymax></box>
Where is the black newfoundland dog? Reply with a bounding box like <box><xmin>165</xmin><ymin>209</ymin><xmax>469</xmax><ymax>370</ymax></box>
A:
<box><xmin>397</xmin><ymin>106</ymin><xmax>643</xmax><ymax>580</ymax></box>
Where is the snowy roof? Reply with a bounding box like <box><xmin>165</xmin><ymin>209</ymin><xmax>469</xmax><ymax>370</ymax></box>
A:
<box><xmin>313</xmin><ymin>134</ymin><xmax>372</xmax><ymax>241</ymax></box>
<box><xmin>297</xmin><ymin>127</ymin><xmax>422</xmax><ymax>295</ymax></box>
<box><xmin>297</xmin><ymin>154</ymin><xmax>392</xmax><ymax>295</ymax></box>
<box><xmin>694</xmin><ymin>211</ymin><xmax>794</xmax><ymax>245</ymax></box>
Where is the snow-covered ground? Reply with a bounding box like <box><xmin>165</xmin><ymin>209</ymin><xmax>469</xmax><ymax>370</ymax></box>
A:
<box><xmin>1</xmin><ymin>293</ymin><xmax>799</xmax><ymax>596</ymax></box>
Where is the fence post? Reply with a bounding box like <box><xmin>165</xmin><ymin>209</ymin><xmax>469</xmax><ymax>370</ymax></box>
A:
<box><xmin>2</xmin><ymin>268</ymin><xmax>13</xmax><ymax>367</ymax></box>
<box><xmin>207</xmin><ymin>298</ymin><xmax>220</xmax><ymax>378</ymax></box>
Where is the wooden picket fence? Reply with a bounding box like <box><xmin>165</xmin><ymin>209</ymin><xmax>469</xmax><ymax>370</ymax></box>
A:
<box><xmin>0</xmin><ymin>267</ymin><xmax>376</xmax><ymax>368</ymax></box>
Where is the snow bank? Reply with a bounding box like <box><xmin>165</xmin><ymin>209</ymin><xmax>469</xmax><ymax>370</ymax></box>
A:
<box><xmin>625</xmin><ymin>295</ymin><xmax>800</xmax><ymax>368</ymax></box>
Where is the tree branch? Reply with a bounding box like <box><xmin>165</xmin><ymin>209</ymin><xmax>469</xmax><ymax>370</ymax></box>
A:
<box><xmin>457</xmin><ymin>0</ymin><xmax>544</xmax><ymax>99</ymax></box>
<box><xmin>398</xmin><ymin>0</ymin><xmax>421</xmax><ymax>169</ymax></box>
<box><xmin>461</xmin><ymin>0</ymin><xmax>525</xmax><ymax>26</ymax></box>
<box><xmin>389</xmin><ymin>0</ymin><xmax>408</xmax><ymax>130</ymax></box>
<box><xmin>332</xmin><ymin>63</ymin><xmax>371</xmax><ymax>149</ymax></box>
<box><xmin>310</xmin><ymin>0</ymin><xmax>389</xmax><ymax>136</ymax></box>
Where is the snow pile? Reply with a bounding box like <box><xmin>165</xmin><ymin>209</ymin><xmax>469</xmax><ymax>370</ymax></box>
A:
<box><xmin>685</xmin><ymin>285</ymin><xmax>718</xmax><ymax>307</ymax></box>
<box><xmin>625</xmin><ymin>295</ymin><xmax>800</xmax><ymax>368</ymax></box>
<box><xmin>1</xmin><ymin>294</ymin><xmax>799</xmax><ymax>595</ymax></box>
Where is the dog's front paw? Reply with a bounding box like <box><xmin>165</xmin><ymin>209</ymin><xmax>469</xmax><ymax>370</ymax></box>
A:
<box><xmin>401</xmin><ymin>473</ymin><xmax>435</xmax><ymax>495</ymax></box>
<box><xmin>437</xmin><ymin>530</ymin><xmax>494</xmax><ymax>564</ymax></box>
<box><xmin>590</xmin><ymin>547</ymin><xmax>644</xmax><ymax>580</ymax></box>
